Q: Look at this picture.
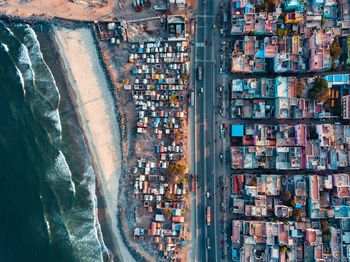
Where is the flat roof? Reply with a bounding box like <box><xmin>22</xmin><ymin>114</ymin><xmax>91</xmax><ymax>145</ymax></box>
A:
<box><xmin>231</xmin><ymin>124</ymin><xmax>244</xmax><ymax>137</ymax></box>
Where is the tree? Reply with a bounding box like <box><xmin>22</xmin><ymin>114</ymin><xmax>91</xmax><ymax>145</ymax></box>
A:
<box><xmin>248</xmin><ymin>177</ymin><xmax>257</xmax><ymax>187</ymax></box>
<box><xmin>163</xmin><ymin>208</ymin><xmax>172</xmax><ymax>220</ymax></box>
<box><xmin>323</xmin><ymin>233</ymin><xmax>332</xmax><ymax>241</ymax></box>
<box><xmin>281</xmin><ymin>191</ymin><xmax>292</xmax><ymax>202</ymax></box>
<box><xmin>166</xmin><ymin>162</ymin><xmax>187</xmax><ymax>183</ymax></box>
<box><xmin>308</xmin><ymin>77</ymin><xmax>330</xmax><ymax>103</ymax></box>
<box><xmin>309</xmin><ymin>126</ymin><xmax>318</xmax><ymax>140</ymax></box>
<box><xmin>321</xmin><ymin>220</ymin><xmax>330</xmax><ymax>233</ymax></box>
<box><xmin>293</xmin><ymin>208</ymin><xmax>302</xmax><ymax>220</ymax></box>
<box><xmin>173</xmin><ymin>129</ymin><xmax>183</xmax><ymax>141</ymax></box>
<box><xmin>280</xmin><ymin>245</ymin><xmax>288</xmax><ymax>254</ymax></box>
<box><xmin>296</xmin><ymin>80</ymin><xmax>306</xmax><ymax>98</ymax></box>
<box><xmin>331</xmin><ymin>40</ymin><xmax>343</xmax><ymax>59</ymax></box>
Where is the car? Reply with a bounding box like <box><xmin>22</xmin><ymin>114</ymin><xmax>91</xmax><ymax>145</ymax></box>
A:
<box><xmin>219</xmin><ymin>153</ymin><xmax>223</xmax><ymax>160</ymax></box>
<box><xmin>220</xmin><ymin>54</ymin><xmax>224</xmax><ymax>60</ymax></box>
<box><xmin>207</xmin><ymin>237</ymin><xmax>211</xmax><ymax>250</ymax></box>
<box><xmin>218</xmin><ymin>108</ymin><xmax>223</xmax><ymax>115</ymax></box>
<box><xmin>221</xmin><ymin>202</ymin><xmax>226</xmax><ymax>212</ymax></box>
<box><xmin>206</xmin><ymin>191</ymin><xmax>210</xmax><ymax>198</ymax></box>
<box><xmin>220</xmin><ymin>124</ymin><xmax>225</xmax><ymax>138</ymax></box>
<box><xmin>221</xmin><ymin>41</ymin><xmax>226</xmax><ymax>45</ymax></box>
<box><xmin>219</xmin><ymin>67</ymin><xmax>223</xmax><ymax>74</ymax></box>
<box><xmin>198</xmin><ymin>86</ymin><xmax>203</xmax><ymax>95</ymax></box>
<box><xmin>220</xmin><ymin>28</ymin><xmax>224</xmax><ymax>35</ymax></box>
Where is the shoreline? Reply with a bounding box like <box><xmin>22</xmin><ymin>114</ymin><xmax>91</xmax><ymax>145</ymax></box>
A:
<box><xmin>34</xmin><ymin>25</ymin><xmax>114</xmax><ymax>260</ymax></box>
<box><xmin>51</xmin><ymin>26</ymin><xmax>133</xmax><ymax>262</ymax></box>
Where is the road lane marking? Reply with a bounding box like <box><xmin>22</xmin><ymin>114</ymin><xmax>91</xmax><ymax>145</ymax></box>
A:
<box><xmin>197</xmin><ymin>15</ymin><xmax>215</xmax><ymax>18</ymax></box>
<box><xmin>196</xmin><ymin>59</ymin><xmax>215</xmax><ymax>63</ymax></box>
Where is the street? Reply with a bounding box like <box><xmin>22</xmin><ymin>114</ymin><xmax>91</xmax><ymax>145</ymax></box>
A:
<box><xmin>193</xmin><ymin>0</ymin><xmax>229</xmax><ymax>261</ymax></box>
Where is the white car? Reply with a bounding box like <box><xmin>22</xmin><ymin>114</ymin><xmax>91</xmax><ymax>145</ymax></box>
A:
<box><xmin>206</xmin><ymin>191</ymin><xmax>210</xmax><ymax>198</ymax></box>
<box><xmin>198</xmin><ymin>86</ymin><xmax>204</xmax><ymax>95</ymax></box>
<box><xmin>220</xmin><ymin>124</ymin><xmax>225</xmax><ymax>138</ymax></box>
<box><xmin>219</xmin><ymin>67</ymin><xmax>223</xmax><ymax>74</ymax></box>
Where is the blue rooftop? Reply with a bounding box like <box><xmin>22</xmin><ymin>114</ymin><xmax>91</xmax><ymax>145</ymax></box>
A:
<box><xmin>324</xmin><ymin>74</ymin><xmax>349</xmax><ymax>84</ymax></box>
<box><xmin>231</xmin><ymin>124</ymin><xmax>244</xmax><ymax>137</ymax></box>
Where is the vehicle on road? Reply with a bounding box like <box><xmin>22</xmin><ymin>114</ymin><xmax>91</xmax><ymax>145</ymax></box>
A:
<box><xmin>200</xmin><ymin>86</ymin><xmax>204</xmax><ymax>94</ymax></box>
<box><xmin>220</xmin><ymin>124</ymin><xmax>225</xmax><ymax>138</ymax></box>
<box><xmin>219</xmin><ymin>153</ymin><xmax>223</xmax><ymax>160</ymax></box>
<box><xmin>220</xmin><ymin>28</ymin><xmax>224</xmax><ymax>35</ymax></box>
<box><xmin>206</xmin><ymin>191</ymin><xmax>210</xmax><ymax>198</ymax></box>
<box><xmin>221</xmin><ymin>41</ymin><xmax>226</xmax><ymax>45</ymax></box>
<box><xmin>218</xmin><ymin>108</ymin><xmax>223</xmax><ymax>115</ymax></box>
<box><xmin>206</xmin><ymin>206</ymin><xmax>211</xmax><ymax>226</ymax></box>
<box><xmin>220</xmin><ymin>54</ymin><xmax>224</xmax><ymax>60</ymax></box>
<box><xmin>197</xmin><ymin>66</ymin><xmax>202</xmax><ymax>80</ymax></box>
<box><xmin>207</xmin><ymin>237</ymin><xmax>211</xmax><ymax>250</ymax></box>
<box><xmin>221</xmin><ymin>202</ymin><xmax>226</xmax><ymax>212</ymax></box>
<box><xmin>219</xmin><ymin>67</ymin><xmax>223</xmax><ymax>74</ymax></box>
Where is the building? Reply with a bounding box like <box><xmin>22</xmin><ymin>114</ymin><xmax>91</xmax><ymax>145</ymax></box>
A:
<box><xmin>342</xmin><ymin>95</ymin><xmax>350</xmax><ymax>119</ymax></box>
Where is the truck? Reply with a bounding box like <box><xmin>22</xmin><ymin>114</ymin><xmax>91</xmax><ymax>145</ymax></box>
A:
<box><xmin>190</xmin><ymin>91</ymin><xmax>195</xmax><ymax>107</ymax></box>
<box><xmin>197</xmin><ymin>66</ymin><xmax>202</xmax><ymax>81</ymax></box>
<box><xmin>206</xmin><ymin>206</ymin><xmax>211</xmax><ymax>226</ymax></box>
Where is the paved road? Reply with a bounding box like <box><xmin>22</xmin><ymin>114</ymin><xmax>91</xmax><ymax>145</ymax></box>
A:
<box><xmin>194</xmin><ymin>0</ymin><xmax>222</xmax><ymax>261</ymax></box>
<box><xmin>227</xmin><ymin>118</ymin><xmax>350</xmax><ymax>125</ymax></box>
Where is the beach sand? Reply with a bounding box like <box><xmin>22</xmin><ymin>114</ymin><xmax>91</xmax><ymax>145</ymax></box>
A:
<box><xmin>53</xmin><ymin>27</ymin><xmax>135</xmax><ymax>262</ymax></box>
<box><xmin>0</xmin><ymin>0</ymin><xmax>115</xmax><ymax>21</ymax></box>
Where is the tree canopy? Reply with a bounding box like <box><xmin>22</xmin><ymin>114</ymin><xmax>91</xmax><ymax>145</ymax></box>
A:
<box><xmin>166</xmin><ymin>162</ymin><xmax>187</xmax><ymax>183</ymax></box>
<box><xmin>163</xmin><ymin>207</ymin><xmax>172</xmax><ymax>220</ymax></box>
<box><xmin>296</xmin><ymin>80</ymin><xmax>306</xmax><ymax>98</ymax></box>
<box><xmin>281</xmin><ymin>191</ymin><xmax>292</xmax><ymax>202</ymax></box>
<box><xmin>331</xmin><ymin>41</ymin><xmax>343</xmax><ymax>59</ymax></box>
<box><xmin>308</xmin><ymin>77</ymin><xmax>330</xmax><ymax>103</ymax></box>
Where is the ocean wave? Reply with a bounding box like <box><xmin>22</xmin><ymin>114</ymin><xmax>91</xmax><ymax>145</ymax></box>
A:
<box><xmin>15</xmin><ymin>65</ymin><xmax>26</xmax><ymax>96</ymax></box>
<box><xmin>1</xmin><ymin>43</ymin><xmax>9</xmax><ymax>52</ymax></box>
<box><xmin>23</xmin><ymin>26</ymin><xmax>61</xmax><ymax>97</ymax></box>
<box><xmin>44</xmin><ymin>109</ymin><xmax>62</xmax><ymax>137</ymax></box>
<box><xmin>47</xmin><ymin>150</ymin><xmax>76</xmax><ymax>196</ymax></box>
<box><xmin>18</xmin><ymin>43</ymin><xmax>35</xmax><ymax>81</ymax></box>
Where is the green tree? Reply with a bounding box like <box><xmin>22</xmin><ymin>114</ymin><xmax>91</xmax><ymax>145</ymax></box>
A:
<box><xmin>308</xmin><ymin>77</ymin><xmax>330</xmax><ymax>103</ymax></box>
<box><xmin>281</xmin><ymin>190</ymin><xmax>292</xmax><ymax>202</ymax></box>
<box><xmin>293</xmin><ymin>208</ymin><xmax>302</xmax><ymax>220</ymax></box>
<box><xmin>163</xmin><ymin>207</ymin><xmax>172</xmax><ymax>220</ymax></box>
<box><xmin>331</xmin><ymin>40</ymin><xmax>343</xmax><ymax>59</ymax></box>
<box><xmin>280</xmin><ymin>245</ymin><xmax>288</xmax><ymax>254</ymax></box>
<box><xmin>248</xmin><ymin>177</ymin><xmax>257</xmax><ymax>187</ymax></box>
<box><xmin>321</xmin><ymin>220</ymin><xmax>330</xmax><ymax>233</ymax></box>
<box><xmin>323</xmin><ymin>233</ymin><xmax>332</xmax><ymax>241</ymax></box>
<box><xmin>166</xmin><ymin>162</ymin><xmax>187</xmax><ymax>183</ymax></box>
<box><xmin>296</xmin><ymin>80</ymin><xmax>306</xmax><ymax>98</ymax></box>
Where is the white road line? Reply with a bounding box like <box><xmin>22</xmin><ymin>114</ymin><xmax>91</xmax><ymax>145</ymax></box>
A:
<box><xmin>196</xmin><ymin>59</ymin><xmax>215</xmax><ymax>63</ymax></box>
<box><xmin>211</xmin><ymin>29</ymin><xmax>219</xmax><ymax>262</ymax></box>
<box><xmin>197</xmin><ymin>15</ymin><xmax>215</xmax><ymax>18</ymax></box>
<box><xmin>203</xmin><ymin>2</ymin><xmax>209</xmax><ymax>262</ymax></box>
<box><xmin>194</xmin><ymin>15</ymin><xmax>199</xmax><ymax>262</ymax></box>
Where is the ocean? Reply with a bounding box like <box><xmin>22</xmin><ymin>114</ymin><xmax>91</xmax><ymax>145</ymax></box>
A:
<box><xmin>0</xmin><ymin>21</ymin><xmax>106</xmax><ymax>262</ymax></box>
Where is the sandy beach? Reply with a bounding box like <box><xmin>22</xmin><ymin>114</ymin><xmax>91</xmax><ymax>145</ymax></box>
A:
<box><xmin>53</xmin><ymin>27</ymin><xmax>135</xmax><ymax>262</ymax></box>
<box><xmin>0</xmin><ymin>0</ymin><xmax>115</xmax><ymax>21</ymax></box>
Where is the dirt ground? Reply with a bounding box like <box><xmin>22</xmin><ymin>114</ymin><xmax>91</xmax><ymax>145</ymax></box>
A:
<box><xmin>0</xmin><ymin>0</ymin><xmax>196</xmax><ymax>21</ymax></box>
<box><xmin>0</xmin><ymin>0</ymin><xmax>115</xmax><ymax>21</ymax></box>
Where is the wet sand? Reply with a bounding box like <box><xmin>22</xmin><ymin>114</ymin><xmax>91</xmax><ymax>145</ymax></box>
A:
<box><xmin>46</xmin><ymin>26</ymin><xmax>134</xmax><ymax>261</ymax></box>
